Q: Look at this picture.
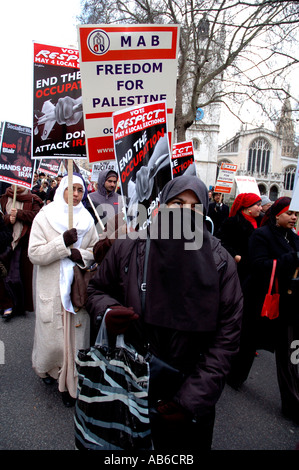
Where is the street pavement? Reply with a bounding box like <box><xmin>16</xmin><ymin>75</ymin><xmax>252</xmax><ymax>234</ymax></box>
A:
<box><xmin>0</xmin><ymin>310</ymin><xmax>298</xmax><ymax>452</ymax></box>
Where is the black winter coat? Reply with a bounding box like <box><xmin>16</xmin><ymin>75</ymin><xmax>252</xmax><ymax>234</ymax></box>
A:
<box><xmin>247</xmin><ymin>224</ymin><xmax>299</xmax><ymax>350</ymax></box>
<box><xmin>207</xmin><ymin>202</ymin><xmax>229</xmax><ymax>237</ymax></box>
<box><xmin>0</xmin><ymin>215</ymin><xmax>12</xmax><ymax>254</ymax></box>
<box><xmin>86</xmin><ymin>234</ymin><xmax>243</xmax><ymax>419</ymax></box>
<box><xmin>218</xmin><ymin>212</ymin><xmax>262</xmax><ymax>287</ymax></box>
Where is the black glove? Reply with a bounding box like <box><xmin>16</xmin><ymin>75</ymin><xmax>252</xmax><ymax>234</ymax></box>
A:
<box><xmin>156</xmin><ymin>400</ymin><xmax>189</xmax><ymax>423</ymax></box>
<box><xmin>63</xmin><ymin>228</ymin><xmax>78</xmax><ymax>247</ymax></box>
<box><xmin>69</xmin><ymin>248</ymin><xmax>82</xmax><ymax>263</ymax></box>
<box><xmin>105</xmin><ymin>306</ymin><xmax>139</xmax><ymax>335</ymax></box>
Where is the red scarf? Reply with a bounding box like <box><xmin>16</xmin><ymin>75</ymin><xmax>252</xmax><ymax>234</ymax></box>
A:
<box><xmin>241</xmin><ymin>211</ymin><xmax>258</xmax><ymax>228</ymax></box>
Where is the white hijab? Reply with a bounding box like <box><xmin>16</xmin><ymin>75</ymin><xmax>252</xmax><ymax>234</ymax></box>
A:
<box><xmin>43</xmin><ymin>175</ymin><xmax>94</xmax><ymax>314</ymax></box>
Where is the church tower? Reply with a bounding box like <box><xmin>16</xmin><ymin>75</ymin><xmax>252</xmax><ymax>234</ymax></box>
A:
<box><xmin>275</xmin><ymin>96</ymin><xmax>296</xmax><ymax>158</ymax></box>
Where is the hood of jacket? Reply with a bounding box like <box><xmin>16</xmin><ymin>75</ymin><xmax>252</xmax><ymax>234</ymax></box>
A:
<box><xmin>97</xmin><ymin>169</ymin><xmax>118</xmax><ymax>197</ymax></box>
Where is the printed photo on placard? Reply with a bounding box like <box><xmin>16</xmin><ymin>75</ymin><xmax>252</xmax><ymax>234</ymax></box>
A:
<box><xmin>0</xmin><ymin>121</ymin><xmax>34</xmax><ymax>188</ymax></box>
<box><xmin>113</xmin><ymin>101</ymin><xmax>172</xmax><ymax>231</ymax></box>
<box><xmin>32</xmin><ymin>43</ymin><xmax>86</xmax><ymax>159</ymax></box>
<box><xmin>38</xmin><ymin>158</ymin><xmax>62</xmax><ymax>177</ymax></box>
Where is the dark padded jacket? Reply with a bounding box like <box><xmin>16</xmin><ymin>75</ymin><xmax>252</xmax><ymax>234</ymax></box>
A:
<box><xmin>86</xmin><ymin>234</ymin><xmax>243</xmax><ymax>418</ymax></box>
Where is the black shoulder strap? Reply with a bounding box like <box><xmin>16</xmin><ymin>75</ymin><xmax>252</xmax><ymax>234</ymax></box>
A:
<box><xmin>141</xmin><ymin>236</ymin><xmax>151</xmax><ymax>315</ymax></box>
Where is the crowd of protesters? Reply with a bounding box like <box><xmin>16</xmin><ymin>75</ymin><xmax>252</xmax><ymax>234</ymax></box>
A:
<box><xmin>0</xmin><ymin>168</ymin><xmax>298</xmax><ymax>450</ymax></box>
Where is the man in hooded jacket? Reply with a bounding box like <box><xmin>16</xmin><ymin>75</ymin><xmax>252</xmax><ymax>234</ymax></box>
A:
<box><xmin>86</xmin><ymin>169</ymin><xmax>123</xmax><ymax>226</ymax></box>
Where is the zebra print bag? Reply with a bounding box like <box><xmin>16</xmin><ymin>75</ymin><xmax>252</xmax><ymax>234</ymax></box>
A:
<box><xmin>74</xmin><ymin>321</ymin><xmax>152</xmax><ymax>450</ymax></box>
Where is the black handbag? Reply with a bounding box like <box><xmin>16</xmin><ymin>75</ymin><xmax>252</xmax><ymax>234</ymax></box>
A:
<box><xmin>0</xmin><ymin>245</ymin><xmax>12</xmax><ymax>273</ymax></box>
<box><xmin>0</xmin><ymin>261</ymin><xmax>7</xmax><ymax>278</ymax></box>
<box><xmin>141</xmin><ymin>237</ymin><xmax>185</xmax><ymax>404</ymax></box>
<box><xmin>0</xmin><ymin>245</ymin><xmax>12</xmax><ymax>278</ymax></box>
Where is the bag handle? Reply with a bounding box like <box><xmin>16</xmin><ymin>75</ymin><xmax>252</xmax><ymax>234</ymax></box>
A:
<box><xmin>268</xmin><ymin>259</ymin><xmax>277</xmax><ymax>294</ymax></box>
<box><xmin>95</xmin><ymin>314</ymin><xmax>131</xmax><ymax>352</ymax></box>
<box><xmin>95</xmin><ymin>315</ymin><xmax>110</xmax><ymax>347</ymax></box>
<box><xmin>141</xmin><ymin>236</ymin><xmax>151</xmax><ymax>315</ymax></box>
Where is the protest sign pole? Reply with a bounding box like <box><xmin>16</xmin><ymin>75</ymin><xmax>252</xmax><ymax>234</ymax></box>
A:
<box><xmin>12</xmin><ymin>185</ymin><xmax>17</xmax><ymax>208</ymax></box>
<box><xmin>87</xmin><ymin>195</ymin><xmax>105</xmax><ymax>232</ymax></box>
<box><xmin>68</xmin><ymin>159</ymin><xmax>73</xmax><ymax>230</ymax></box>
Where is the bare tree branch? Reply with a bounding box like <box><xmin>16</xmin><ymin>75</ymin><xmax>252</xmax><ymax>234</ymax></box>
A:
<box><xmin>78</xmin><ymin>0</ymin><xmax>299</xmax><ymax>141</ymax></box>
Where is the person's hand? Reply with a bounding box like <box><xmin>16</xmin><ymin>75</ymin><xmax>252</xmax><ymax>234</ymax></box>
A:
<box><xmin>69</xmin><ymin>248</ymin><xmax>82</xmax><ymax>263</ymax></box>
<box><xmin>156</xmin><ymin>400</ymin><xmax>189</xmax><ymax>423</ymax></box>
<box><xmin>63</xmin><ymin>228</ymin><xmax>78</xmax><ymax>247</ymax></box>
<box><xmin>234</xmin><ymin>255</ymin><xmax>241</xmax><ymax>263</ymax></box>
<box><xmin>105</xmin><ymin>306</ymin><xmax>139</xmax><ymax>335</ymax></box>
<box><xmin>9</xmin><ymin>208</ymin><xmax>17</xmax><ymax>225</ymax></box>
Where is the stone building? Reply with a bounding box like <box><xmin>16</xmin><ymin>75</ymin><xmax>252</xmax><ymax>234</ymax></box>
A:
<box><xmin>217</xmin><ymin>98</ymin><xmax>299</xmax><ymax>201</ymax></box>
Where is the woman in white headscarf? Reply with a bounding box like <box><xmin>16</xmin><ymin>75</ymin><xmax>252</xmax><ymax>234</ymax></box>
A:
<box><xmin>28</xmin><ymin>174</ymin><xmax>99</xmax><ymax>406</ymax></box>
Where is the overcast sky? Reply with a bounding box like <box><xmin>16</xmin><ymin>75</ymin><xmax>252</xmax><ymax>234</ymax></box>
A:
<box><xmin>1</xmin><ymin>1</ymin><xmax>296</xmax><ymax>145</ymax></box>
<box><xmin>0</xmin><ymin>0</ymin><xmax>81</xmax><ymax>128</ymax></box>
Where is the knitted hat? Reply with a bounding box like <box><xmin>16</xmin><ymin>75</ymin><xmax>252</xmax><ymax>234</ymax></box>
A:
<box><xmin>229</xmin><ymin>193</ymin><xmax>261</xmax><ymax>217</ymax></box>
<box><xmin>260</xmin><ymin>195</ymin><xmax>271</xmax><ymax>206</ymax></box>
<box><xmin>105</xmin><ymin>170</ymin><xmax>118</xmax><ymax>181</ymax></box>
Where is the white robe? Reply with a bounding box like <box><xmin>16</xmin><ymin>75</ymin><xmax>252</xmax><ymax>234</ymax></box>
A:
<box><xmin>29</xmin><ymin>207</ymin><xmax>99</xmax><ymax>397</ymax></box>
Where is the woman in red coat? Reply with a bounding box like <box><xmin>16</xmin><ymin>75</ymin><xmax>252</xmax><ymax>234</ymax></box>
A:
<box><xmin>0</xmin><ymin>185</ymin><xmax>43</xmax><ymax>320</ymax></box>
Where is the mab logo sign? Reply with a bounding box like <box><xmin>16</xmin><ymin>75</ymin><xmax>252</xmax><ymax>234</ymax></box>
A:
<box><xmin>87</xmin><ymin>29</ymin><xmax>161</xmax><ymax>56</ymax></box>
<box><xmin>87</xmin><ymin>30</ymin><xmax>110</xmax><ymax>55</ymax></box>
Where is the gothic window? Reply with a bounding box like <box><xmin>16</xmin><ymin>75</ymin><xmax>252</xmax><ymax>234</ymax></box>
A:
<box><xmin>247</xmin><ymin>138</ymin><xmax>271</xmax><ymax>175</ymax></box>
<box><xmin>258</xmin><ymin>183</ymin><xmax>267</xmax><ymax>196</ymax></box>
<box><xmin>269</xmin><ymin>185</ymin><xmax>278</xmax><ymax>201</ymax></box>
<box><xmin>193</xmin><ymin>138</ymin><xmax>200</xmax><ymax>150</ymax></box>
<box><xmin>284</xmin><ymin>166</ymin><xmax>296</xmax><ymax>191</ymax></box>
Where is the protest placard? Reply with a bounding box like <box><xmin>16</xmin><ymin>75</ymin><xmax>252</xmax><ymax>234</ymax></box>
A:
<box><xmin>78</xmin><ymin>24</ymin><xmax>179</xmax><ymax>163</ymax></box>
<box><xmin>293</xmin><ymin>156</ymin><xmax>299</xmax><ymax>190</ymax></box>
<box><xmin>112</xmin><ymin>101</ymin><xmax>172</xmax><ymax>231</ymax></box>
<box><xmin>0</xmin><ymin>121</ymin><xmax>34</xmax><ymax>189</ymax></box>
<box><xmin>214</xmin><ymin>163</ymin><xmax>238</xmax><ymax>193</ymax></box>
<box><xmin>172</xmin><ymin>141</ymin><xmax>196</xmax><ymax>178</ymax></box>
<box><xmin>290</xmin><ymin>180</ymin><xmax>299</xmax><ymax>211</ymax></box>
<box><xmin>32</xmin><ymin>43</ymin><xmax>85</xmax><ymax>160</ymax></box>
<box><xmin>38</xmin><ymin>159</ymin><xmax>61</xmax><ymax>177</ymax></box>
<box><xmin>91</xmin><ymin>160</ymin><xmax>117</xmax><ymax>182</ymax></box>
<box><xmin>235</xmin><ymin>175</ymin><xmax>260</xmax><ymax>195</ymax></box>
